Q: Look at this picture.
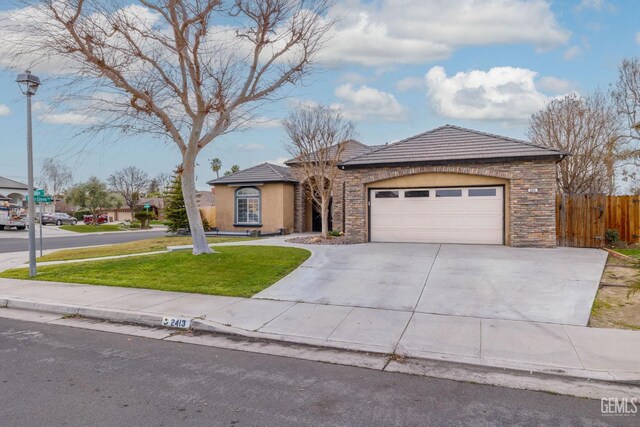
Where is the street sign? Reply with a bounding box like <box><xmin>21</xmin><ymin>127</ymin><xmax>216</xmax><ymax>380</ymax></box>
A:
<box><xmin>34</xmin><ymin>189</ymin><xmax>45</xmax><ymax>197</ymax></box>
<box><xmin>26</xmin><ymin>195</ymin><xmax>52</xmax><ymax>203</ymax></box>
<box><xmin>143</xmin><ymin>203</ymin><xmax>151</xmax><ymax>209</ymax></box>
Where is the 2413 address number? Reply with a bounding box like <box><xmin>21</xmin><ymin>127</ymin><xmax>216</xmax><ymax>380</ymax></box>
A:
<box><xmin>162</xmin><ymin>316</ymin><xmax>192</xmax><ymax>329</ymax></box>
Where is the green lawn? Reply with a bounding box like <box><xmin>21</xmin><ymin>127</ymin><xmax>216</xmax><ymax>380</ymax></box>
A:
<box><xmin>37</xmin><ymin>236</ymin><xmax>258</xmax><ymax>262</ymax></box>
<box><xmin>60</xmin><ymin>224</ymin><xmax>124</xmax><ymax>233</ymax></box>
<box><xmin>612</xmin><ymin>249</ymin><xmax>640</xmax><ymax>259</ymax></box>
<box><xmin>3</xmin><ymin>246</ymin><xmax>310</xmax><ymax>297</ymax></box>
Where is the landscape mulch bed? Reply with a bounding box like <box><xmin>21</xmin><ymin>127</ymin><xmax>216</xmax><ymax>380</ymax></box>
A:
<box><xmin>286</xmin><ymin>235</ymin><xmax>349</xmax><ymax>245</ymax></box>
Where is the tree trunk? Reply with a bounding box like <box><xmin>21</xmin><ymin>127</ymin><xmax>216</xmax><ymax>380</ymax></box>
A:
<box><xmin>182</xmin><ymin>150</ymin><xmax>213</xmax><ymax>255</ymax></box>
<box><xmin>321</xmin><ymin>197</ymin><xmax>329</xmax><ymax>239</ymax></box>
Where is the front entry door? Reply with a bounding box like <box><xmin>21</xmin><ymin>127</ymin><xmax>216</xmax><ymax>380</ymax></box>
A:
<box><xmin>311</xmin><ymin>199</ymin><xmax>333</xmax><ymax>232</ymax></box>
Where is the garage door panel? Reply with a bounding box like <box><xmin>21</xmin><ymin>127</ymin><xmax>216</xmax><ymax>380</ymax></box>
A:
<box><xmin>370</xmin><ymin>186</ymin><xmax>504</xmax><ymax>245</ymax></box>
<box><xmin>372</xmin><ymin>215</ymin><xmax>502</xmax><ymax>229</ymax></box>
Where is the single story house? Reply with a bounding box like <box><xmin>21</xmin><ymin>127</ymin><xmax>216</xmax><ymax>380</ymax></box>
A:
<box><xmin>0</xmin><ymin>176</ymin><xmax>28</xmax><ymax>206</ymax></box>
<box><xmin>208</xmin><ymin>125</ymin><xmax>566</xmax><ymax>247</ymax></box>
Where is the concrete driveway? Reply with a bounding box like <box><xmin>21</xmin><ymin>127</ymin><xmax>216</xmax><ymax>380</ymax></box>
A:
<box><xmin>254</xmin><ymin>243</ymin><xmax>608</xmax><ymax>326</ymax></box>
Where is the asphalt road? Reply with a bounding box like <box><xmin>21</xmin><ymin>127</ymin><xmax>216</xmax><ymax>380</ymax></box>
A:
<box><xmin>0</xmin><ymin>318</ymin><xmax>631</xmax><ymax>427</ymax></box>
<box><xmin>0</xmin><ymin>229</ymin><xmax>167</xmax><ymax>253</ymax></box>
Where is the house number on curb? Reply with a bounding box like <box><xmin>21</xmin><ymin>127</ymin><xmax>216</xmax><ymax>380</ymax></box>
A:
<box><xmin>162</xmin><ymin>316</ymin><xmax>192</xmax><ymax>329</ymax></box>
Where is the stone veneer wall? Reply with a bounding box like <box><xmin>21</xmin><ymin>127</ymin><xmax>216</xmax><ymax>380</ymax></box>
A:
<box><xmin>343</xmin><ymin>160</ymin><xmax>558</xmax><ymax>247</ymax></box>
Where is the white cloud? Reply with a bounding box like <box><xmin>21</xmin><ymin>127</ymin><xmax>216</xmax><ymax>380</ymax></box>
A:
<box><xmin>563</xmin><ymin>45</ymin><xmax>583</xmax><ymax>60</ymax></box>
<box><xmin>396</xmin><ymin>76</ymin><xmax>425</xmax><ymax>93</ymax></box>
<box><xmin>636</xmin><ymin>32</ymin><xmax>640</xmax><ymax>45</ymax></box>
<box><xmin>538</xmin><ymin>76</ymin><xmax>575</xmax><ymax>94</ymax></box>
<box><xmin>0</xmin><ymin>104</ymin><xmax>10</xmax><ymax>116</ymax></box>
<box><xmin>425</xmin><ymin>66</ymin><xmax>561</xmax><ymax>123</ymax></box>
<box><xmin>321</xmin><ymin>0</ymin><xmax>570</xmax><ymax>67</ymax></box>
<box><xmin>265</xmin><ymin>157</ymin><xmax>289</xmax><ymax>166</ymax></box>
<box><xmin>575</xmin><ymin>0</ymin><xmax>614</xmax><ymax>12</ymax></box>
<box><xmin>338</xmin><ymin>72</ymin><xmax>369</xmax><ymax>85</ymax></box>
<box><xmin>39</xmin><ymin>112</ymin><xmax>98</xmax><ymax>125</ymax></box>
<box><xmin>333</xmin><ymin>84</ymin><xmax>407</xmax><ymax>122</ymax></box>
<box><xmin>237</xmin><ymin>143</ymin><xmax>266</xmax><ymax>151</ymax></box>
<box><xmin>245</xmin><ymin>117</ymin><xmax>281</xmax><ymax>129</ymax></box>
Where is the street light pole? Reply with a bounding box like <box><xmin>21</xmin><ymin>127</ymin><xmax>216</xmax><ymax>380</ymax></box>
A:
<box><xmin>16</xmin><ymin>71</ymin><xmax>41</xmax><ymax>278</ymax></box>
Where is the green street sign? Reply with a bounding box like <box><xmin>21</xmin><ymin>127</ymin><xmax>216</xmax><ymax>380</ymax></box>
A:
<box><xmin>26</xmin><ymin>195</ymin><xmax>52</xmax><ymax>203</ymax></box>
<box><xmin>143</xmin><ymin>204</ymin><xmax>151</xmax><ymax>209</ymax></box>
<box><xmin>34</xmin><ymin>189</ymin><xmax>45</xmax><ymax>197</ymax></box>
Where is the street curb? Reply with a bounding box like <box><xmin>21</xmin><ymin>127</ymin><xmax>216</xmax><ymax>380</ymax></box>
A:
<box><xmin>3</xmin><ymin>296</ymin><xmax>640</xmax><ymax>391</ymax></box>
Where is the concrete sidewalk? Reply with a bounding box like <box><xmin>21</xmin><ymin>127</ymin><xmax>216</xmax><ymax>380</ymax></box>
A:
<box><xmin>1</xmin><ymin>277</ymin><xmax>639</xmax><ymax>384</ymax></box>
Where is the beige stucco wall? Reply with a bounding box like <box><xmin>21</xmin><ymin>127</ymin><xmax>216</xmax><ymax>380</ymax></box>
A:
<box><xmin>215</xmin><ymin>182</ymin><xmax>294</xmax><ymax>233</ymax></box>
<box><xmin>365</xmin><ymin>172</ymin><xmax>511</xmax><ymax>244</ymax></box>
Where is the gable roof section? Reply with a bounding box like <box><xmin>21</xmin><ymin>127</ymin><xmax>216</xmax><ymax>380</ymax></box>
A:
<box><xmin>207</xmin><ymin>163</ymin><xmax>297</xmax><ymax>185</ymax></box>
<box><xmin>0</xmin><ymin>176</ymin><xmax>28</xmax><ymax>190</ymax></box>
<box><xmin>285</xmin><ymin>140</ymin><xmax>375</xmax><ymax>165</ymax></box>
<box><xmin>339</xmin><ymin>125</ymin><xmax>565</xmax><ymax>169</ymax></box>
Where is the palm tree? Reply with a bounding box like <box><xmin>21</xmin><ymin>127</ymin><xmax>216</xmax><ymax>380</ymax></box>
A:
<box><xmin>210</xmin><ymin>158</ymin><xmax>222</xmax><ymax>179</ymax></box>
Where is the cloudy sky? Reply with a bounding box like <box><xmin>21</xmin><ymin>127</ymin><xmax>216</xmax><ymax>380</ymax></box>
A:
<box><xmin>0</xmin><ymin>0</ymin><xmax>637</xmax><ymax>190</ymax></box>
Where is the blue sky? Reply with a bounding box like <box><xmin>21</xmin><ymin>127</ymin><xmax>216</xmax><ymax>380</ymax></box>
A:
<box><xmin>0</xmin><ymin>0</ymin><xmax>638</xmax><ymax>190</ymax></box>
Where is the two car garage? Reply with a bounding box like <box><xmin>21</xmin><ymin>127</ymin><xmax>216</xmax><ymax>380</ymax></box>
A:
<box><xmin>369</xmin><ymin>186</ymin><xmax>504</xmax><ymax>245</ymax></box>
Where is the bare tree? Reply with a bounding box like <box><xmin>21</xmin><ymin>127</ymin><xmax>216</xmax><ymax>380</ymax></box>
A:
<box><xmin>528</xmin><ymin>92</ymin><xmax>620</xmax><ymax>194</ymax></box>
<box><xmin>284</xmin><ymin>104</ymin><xmax>355</xmax><ymax>238</ymax></box>
<box><xmin>151</xmin><ymin>172</ymin><xmax>172</xmax><ymax>196</ymax></box>
<box><xmin>612</xmin><ymin>57</ymin><xmax>640</xmax><ymax>144</ymax></box>
<box><xmin>108</xmin><ymin>166</ymin><xmax>150</xmax><ymax>212</ymax></box>
<box><xmin>611</xmin><ymin>57</ymin><xmax>640</xmax><ymax>185</ymax></box>
<box><xmin>39</xmin><ymin>158</ymin><xmax>73</xmax><ymax>198</ymax></box>
<box><xmin>9</xmin><ymin>0</ymin><xmax>332</xmax><ymax>254</ymax></box>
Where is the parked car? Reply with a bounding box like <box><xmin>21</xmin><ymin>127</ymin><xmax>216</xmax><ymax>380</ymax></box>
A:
<box><xmin>41</xmin><ymin>212</ymin><xmax>77</xmax><ymax>226</ymax></box>
<box><xmin>83</xmin><ymin>214</ymin><xmax>109</xmax><ymax>225</ymax></box>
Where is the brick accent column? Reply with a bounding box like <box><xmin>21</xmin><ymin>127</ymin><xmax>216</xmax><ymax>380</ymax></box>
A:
<box><xmin>344</xmin><ymin>170</ymin><xmax>367</xmax><ymax>243</ymax></box>
<box><xmin>293</xmin><ymin>183</ymin><xmax>305</xmax><ymax>233</ymax></box>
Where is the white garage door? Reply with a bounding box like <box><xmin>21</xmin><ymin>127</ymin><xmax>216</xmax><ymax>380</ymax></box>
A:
<box><xmin>370</xmin><ymin>187</ymin><xmax>504</xmax><ymax>244</ymax></box>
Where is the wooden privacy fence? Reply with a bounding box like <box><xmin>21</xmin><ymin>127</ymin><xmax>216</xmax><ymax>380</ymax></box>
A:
<box><xmin>199</xmin><ymin>206</ymin><xmax>216</xmax><ymax>228</ymax></box>
<box><xmin>556</xmin><ymin>194</ymin><xmax>640</xmax><ymax>247</ymax></box>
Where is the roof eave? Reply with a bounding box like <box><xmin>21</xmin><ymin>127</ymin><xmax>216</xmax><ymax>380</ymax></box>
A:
<box><xmin>339</xmin><ymin>154</ymin><xmax>566</xmax><ymax>170</ymax></box>
<box><xmin>207</xmin><ymin>178</ymin><xmax>298</xmax><ymax>186</ymax></box>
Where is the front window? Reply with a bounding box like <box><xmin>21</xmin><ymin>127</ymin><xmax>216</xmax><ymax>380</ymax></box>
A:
<box><xmin>235</xmin><ymin>187</ymin><xmax>261</xmax><ymax>225</ymax></box>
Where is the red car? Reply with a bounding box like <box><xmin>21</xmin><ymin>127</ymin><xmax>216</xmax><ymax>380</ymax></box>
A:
<box><xmin>83</xmin><ymin>214</ymin><xmax>109</xmax><ymax>225</ymax></box>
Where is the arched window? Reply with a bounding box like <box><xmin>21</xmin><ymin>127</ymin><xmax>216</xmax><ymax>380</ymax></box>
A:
<box><xmin>235</xmin><ymin>187</ymin><xmax>261</xmax><ymax>225</ymax></box>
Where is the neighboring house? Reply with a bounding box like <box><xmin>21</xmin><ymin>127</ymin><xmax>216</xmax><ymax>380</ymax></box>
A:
<box><xmin>208</xmin><ymin>163</ymin><xmax>297</xmax><ymax>234</ymax></box>
<box><xmin>208</xmin><ymin>125</ymin><xmax>566</xmax><ymax>247</ymax></box>
<box><xmin>196</xmin><ymin>190</ymin><xmax>215</xmax><ymax>208</ymax></box>
<box><xmin>106</xmin><ymin>197</ymin><xmax>166</xmax><ymax>222</ymax></box>
<box><xmin>0</xmin><ymin>176</ymin><xmax>28</xmax><ymax>206</ymax></box>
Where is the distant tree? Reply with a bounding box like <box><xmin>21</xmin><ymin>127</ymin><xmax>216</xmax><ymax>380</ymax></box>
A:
<box><xmin>39</xmin><ymin>158</ymin><xmax>73</xmax><ymax>198</ymax></box>
<box><xmin>223</xmin><ymin>165</ymin><xmax>240</xmax><ymax>177</ymax></box>
<box><xmin>611</xmin><ymin>57</ymin><xmax>640</xmax><ymax>183</ymax></box>
<box><xmin>528</xmin><ymin>92</ymin><xmax>621</xmax><ymax>194</ymax></box>
<box><xmin>210</xmin><ymin>158</ymin><xmax>222</xmax><ymax>179</ymax></box>
<box><xmin>147</xmin><ymin>173</ymin><xmax>171</xmax><ymax>197</ymax></box>
<box><xmin>284</xmin><ymin>104</ymin><xmax>356</xmax><ymax>238</ymax></box>
<box><xmin>65</xmin><ymin>177</ymin><xmax>122</xmax><ymax>224</ymax></box>
<box><xmin>164</xmin><ymin>169</ymin><xmax>189</xmax><ymax>233</ymax></box>
<box><xmin>108</xmin><ymin>166</ymin><xmax>149</xmax><ymax>213</ymax></box>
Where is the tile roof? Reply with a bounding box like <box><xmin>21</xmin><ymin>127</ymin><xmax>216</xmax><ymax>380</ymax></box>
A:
<box><xmin>339</xmin><ymin>125</ymin><xmax>566</xmax><ymax>168</ymax></box>
<box><xmin>0</xmin><ymin>176</ymin><xmax>28</xmax><ymax>190</ymax></box>
<box><xmin>285</xmin><ymin>140</ymin><xmax>375</xmax><ymax>165</ymax></box>
<box><xmin>207</xmin><ymin>163</ymin><xmax>297</xmax><ymax>185</ymax></box>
